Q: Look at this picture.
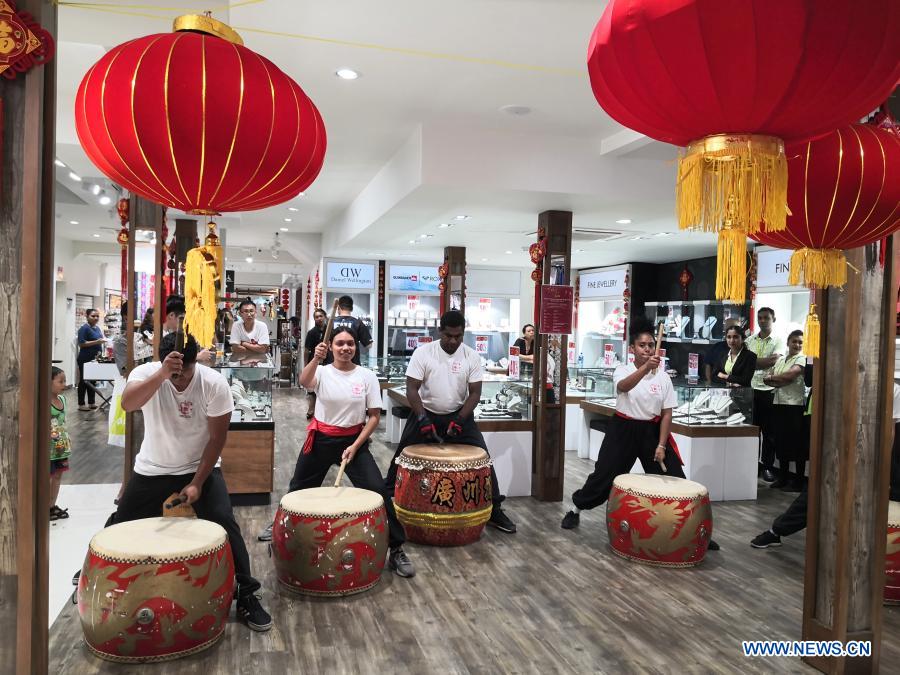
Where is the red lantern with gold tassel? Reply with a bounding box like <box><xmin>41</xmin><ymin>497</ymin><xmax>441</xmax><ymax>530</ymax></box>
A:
<box><xmin>74</xmin><ymin>14</ymin><xmax>326</xmax><ymax>216</ymax></box>
<box><xmin>587</xmin><ymin>0</ymin><xmax>900</xmax><ymax>302</ymax></box>
<box><xmin>751</xmin><ymin>119</ymin><xmax>900</xmax><ymax>356</ymax></box>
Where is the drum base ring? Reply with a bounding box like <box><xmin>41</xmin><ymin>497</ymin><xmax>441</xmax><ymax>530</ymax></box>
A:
<box><xmin>84</xmin><ymin>625</ymin><xmax>225</xmax><ymax>663</ymax></box>
<box><xmin>276</xmin><ymin>576</ymin><xmax>382</xmax><ymax>598</ymax></box>
<box><xmin>610</xmin><ymin>545</ymin><xmax>706</xmax><ymax>568</ymax></box>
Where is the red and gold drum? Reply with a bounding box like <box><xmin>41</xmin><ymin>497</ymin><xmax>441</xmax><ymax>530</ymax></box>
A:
<box><xmin>885</xmin><ymin>500</ymin><xmax>900</xmax><ymax>604</ymax></box>
<box><xmin>271</xmin><ymin>486</ymin><xmax>388</xmax><ymax>596</ymax></box>
<box><xmin>606</xmin><ymin>474</ymin><xmax>713</xmax><ymax>567</ymax></box>
<box><xmin>393</xmin><ymin>443</ymin><xmax>492</xmax><ymax>546</ymax></box>
<box><xmin>77</xmin><ymin>517</ymin><xmax>235</xmax><ymax>663</ymax></box>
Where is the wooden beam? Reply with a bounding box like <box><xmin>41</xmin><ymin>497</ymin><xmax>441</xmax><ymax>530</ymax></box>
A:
<box><xmin>441</xmin><ymin>246</ymin><xmax>466</xmax><ymax>316</ymax></box>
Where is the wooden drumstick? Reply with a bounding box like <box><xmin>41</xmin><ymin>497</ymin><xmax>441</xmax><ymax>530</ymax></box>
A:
<box><xmin>321</xmin><ymin>298</ymin><xmax>341</xmax><ymax>346</ymax></box>
<box><xmin>333</xmin><ymin>458</ymin><xmax>348</xmax><ymax>487</ymax></box>
<box><xmin>175</xmin><ymin>314</ymin><xmax>186</xmax><ymax>353</ymax></box>
<box><xmin>653</xmin><ymin>322</ymin><xmax>668</xmax><ymax>473</ymax></box>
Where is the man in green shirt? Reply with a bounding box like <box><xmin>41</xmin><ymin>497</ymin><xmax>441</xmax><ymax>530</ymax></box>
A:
<box><xmin>745</xmin><ymin>307</ymin><xmax>783</xmax><ymax>483</ymax></box>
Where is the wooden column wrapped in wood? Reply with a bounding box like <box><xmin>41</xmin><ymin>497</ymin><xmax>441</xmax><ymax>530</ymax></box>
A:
<box><xmin>803</xmin><ymin>240</ymin><xmax>898</xmax><ymax>674</ymax></box>
<box><xmin>441</xmin><ymin>246</ymin><xmax>466</xmax><ymax>316</ymax></box>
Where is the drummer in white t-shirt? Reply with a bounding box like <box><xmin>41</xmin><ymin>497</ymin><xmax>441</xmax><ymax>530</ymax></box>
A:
<box><xmin>257</xmin><ymin>326</ymin><xmax>416</xmax><ymax>579</ymax></box>
<box><xmin>110</xmin><ymin>332</ymin><xmax>272</xmax><ymax>632</ymax></box>
<box><xmin>230</xmin><ymin>299</ymin><xmax>270</xmax><ymax>355</ymax></box>
<box><xmin>383</xmin><ymin>310</ymin><xmax>517</xmax><ymax>534</ymax></box>
<box><xmin>561</xmin><ymin>318</ymin><xmax>695</xmax><ymax>532</ymax></box>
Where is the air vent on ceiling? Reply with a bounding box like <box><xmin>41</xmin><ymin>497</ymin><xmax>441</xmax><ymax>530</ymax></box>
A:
<box><xmin>523</xmin><ymin>228</ymin><xmax>626</xmax><ymax>243</ymax></box>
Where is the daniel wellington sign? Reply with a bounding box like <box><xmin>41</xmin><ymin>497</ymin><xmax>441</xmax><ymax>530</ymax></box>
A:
<box><xmin>578</xmin><ymin>267</ymin><xmax>627</xmax><ymax>299</ymax></box>
<box><xmin>326</xmin><ymin>262</ymin><xmax>376</xmax><ymax>290</ymax></box>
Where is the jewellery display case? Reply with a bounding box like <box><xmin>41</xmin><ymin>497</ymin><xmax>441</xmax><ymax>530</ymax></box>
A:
<box><xmin>575</xmin><ymin>265</ymin><xmax>631</xmax><ymax>367</ymax></box>
<box><xmin>213</xmin><ymin>355</ymin><xmax>276</xmax><ymax>503</ymax></box>
<box><xmin>564</xmin><ymin>367</ymin><xmax>615</xmax><ymax>452</ymax></box>
<box><xmin>474</xmin><ymin>375</ymin><xmax>533</xmax><ymax>422</ymax></box>
<box><xmin>645</xmin><ymin>300</ymin><xmax>750</xmax><ymax>344</ymax></box>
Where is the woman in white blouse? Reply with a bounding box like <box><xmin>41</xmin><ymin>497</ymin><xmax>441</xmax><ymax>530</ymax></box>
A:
<box><xmin>764</xmin><ymin>330</ymin><xmax>806</xmax><ymax>491</ymax></box>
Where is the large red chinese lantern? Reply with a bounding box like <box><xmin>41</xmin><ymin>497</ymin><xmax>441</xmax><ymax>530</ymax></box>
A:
<box><xmin>75</xmin><ymin>14</ymin><xmax>326</xmax><ymax>215</ymax></box>
<box><xmin>588</xmin><ymin>0</ymin><xmax>900</xmax><ymax>301</ymax></box>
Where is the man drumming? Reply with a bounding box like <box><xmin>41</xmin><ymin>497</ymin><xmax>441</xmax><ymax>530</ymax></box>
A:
<box><xmin>560</xmin><ymin>318</ymin><xmax>719</xmax><ymax>550</ymax></box>
<box><xmin>384</xmin><ymin>310</ymin><xmax>517</xmax><ymax>534</ymax></box>
<box><xmin>110</xmin><ymin>332</ymin><xmax>272</xmax><ymax>631</ymax></box>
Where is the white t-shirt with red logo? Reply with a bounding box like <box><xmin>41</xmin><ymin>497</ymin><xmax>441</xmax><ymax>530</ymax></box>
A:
<box><xmin>229</xmin><ymin>319</ymin><xmax>270</xmax><ymax>346</ymax></box>
<box><xmin>406</xmin><ymin>341</ymin><xmax>483</xmax><ymax>415</ymax></box>
<box><xmin>128</xmin><ymin>362</ymin><xmax>234</xmax><ymax>475</ymax></box>
<box><xmin>612</xmin><ymin>363</ymin><xmax>676</xmax><ymax>420</ymax></box>
<box><xmin>313</xmin><ymin>364</ymin><xmax>382</xmax><ymax>427</ymax></box>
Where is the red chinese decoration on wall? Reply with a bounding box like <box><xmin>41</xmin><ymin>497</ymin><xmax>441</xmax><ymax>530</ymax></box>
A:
<box><xmin>0</xmin><ymin>0</ymin><xmax>54</xmax><ymax>80</ymax></box>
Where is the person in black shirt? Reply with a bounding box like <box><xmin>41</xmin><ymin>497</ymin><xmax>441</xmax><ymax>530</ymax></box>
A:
<box><xmin>512</xmin><ymin>324</ymin><xmax>535</xmax><ymax>370</ymax></box>
<box><xmin>303</xmin><ymin>307</ymin><xmax>328</xmax><ymax>419</ymax></box>
<box><xmin>323</xmin><ymin>296</ymin><xmax>373</xmax><ymax>367</ymax></box>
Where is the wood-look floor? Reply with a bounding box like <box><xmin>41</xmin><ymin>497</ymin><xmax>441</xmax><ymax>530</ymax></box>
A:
<box><xmin>49</xmin><ymin>388</ymin><xmax>900</xmax><ymax>674</ymax></box>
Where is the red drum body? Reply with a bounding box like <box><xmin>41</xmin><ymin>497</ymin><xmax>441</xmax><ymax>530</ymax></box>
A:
<box><xmin>885</xmin><ymin>501</ymin><xmax>900</xmax><ymax>604</ymax></box>
<box><xmin>78</xmin><ymin>518</ymin><xmax>235</xmax><ymax>663</ymax></box>
<box><xmin>272</xmin><ymin>486</ymin><xmax>388</xmax><ymax>596</ymax></box>
<box><xmin>606</xmin><ymin>474</ymin><xmax>713</xmax><ymax>568</ymax></box>
<box><xmin>394</xmin><ymin>444</ymin><xmax>492</xmax><ymax>546</ymax></box>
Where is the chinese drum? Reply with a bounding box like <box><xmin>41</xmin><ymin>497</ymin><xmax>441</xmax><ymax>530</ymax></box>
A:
<box><xmin>606</xmin><ymin>474</ymin><xmax>713</xmax><ymax>568</ymax></box>
<box><xmin>77</xmin><ymin>518</ymin><xmax>235</xmax><ymax>663</ymax></box>
<box><xmin>393</xmin><ymin>443</ymin><xmax>492</xmax><ymax>546</ymax></box>
<box><xmin>271</xmin><ymin>486</ymin><xmax>388</xmax><ymax>596</ymax></box>
<box><xmin>885</xmin><ymin>500</ymin><xmax>900</xmax><ymax>604</ymax></box>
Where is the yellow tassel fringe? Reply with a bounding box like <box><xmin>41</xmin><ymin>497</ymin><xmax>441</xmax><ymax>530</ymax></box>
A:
<box><xmin>677</xmin><ymin>134</ymin><xmax>788</xmax><ymax>235</ymax></box>
<box><xmin>788</xmin><ymin>248</ymin><xmax>847</xmax><ymax>289</ymax></box>
<box><xmin>804</xmin><ymin>304</ymin><xmax>821</xmax><ymax>359</ymax></box>
<box><xmin>716</xmin><ymin>228</ymin><xmax>747</xmax><ymax>303</ymax></box>
<box><xmin>184</xmin><ymin>247</ymin><xmax>219</xmax><ymax>348</ymax></box>
<box><xmin>204</xmin><ymin>221</ymin><xmax>225</xmax><ymax>284</ymax></box>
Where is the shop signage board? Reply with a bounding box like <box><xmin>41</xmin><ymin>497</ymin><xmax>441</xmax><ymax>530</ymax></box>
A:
<box><xmin>756</xmin><ymin>249</ymin><xmax>794</xmax><ymax>288</ymax></box>
<box><xmin>540</xmin><ymin>285</ymin><xmax>574</xmax><ymax>334</ymax></box>
<box><xmin>475</xmin><ymin>335</ymin><xmax>489</xmax><ymax>354</ymax></box>
<box><xmin>578</xmin><ymin>267</ymin><xmax>627</xmax><ymax>299</ymax></box>
<box><xmin>326</xmin><ymin>261</ymin><xmax>376</xmax><ymax>290</ymax></box>
<box><xmin>389</xmin><ymin>265</ymin><xmax>440</xmax><ymax>292</ymax></box>
<box><xmin>508</xmin><ymin>346</ymin><xmax>520</xmax><ymax>378</ymax></box>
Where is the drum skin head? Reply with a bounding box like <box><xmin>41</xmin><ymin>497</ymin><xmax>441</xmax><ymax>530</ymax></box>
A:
<box><xmin>402</xmin><ymin>443</ymin><xmax>488</xmax><ymax>463</ymax></box>
<box><xmin>90</xmin><ymin>517</ymin><xmax>227</xmax><ymax>561</ymax></box>
<box><xmin>280</xmin><ymin>486</ymin><xmax>384</xmax><ymax>517</ymax></box>
<box><xmin>613</xmin><ymin>473</ymin><xmax>708</xmax><ymax>499</ymax></box>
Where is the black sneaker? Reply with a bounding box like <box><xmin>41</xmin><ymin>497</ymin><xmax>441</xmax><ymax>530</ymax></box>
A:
<box><xmin>762</xmin><ymin>468</ymin><xmax>777</xmax><ymax>483</ymax></box>
<box><xmin>236</xmin><ymin>593</ymin><xmax>272</xmax><ymax>632</ymax></box>
<box><xmin>487</xmin><ymin>508</ymin><xmax>516</xmax><ymax>533</ymax></box>
<box><xmin>750</xmin><ymin>530</ymin><xmax>782</xmax><ymax>549</ymax></box>
<box><xmin>560</xmin><ymin>510</ymin><xmax>580</xmax><ymax>530</ymax></box>
<box><xmin>388</xmin><ymin>547</ymin><xmax>416</xmax><ymax>578</ymax></box>
<box><xmin>258</xmin><ymin>523</ymin><xmax>273</xmax><ymax>542</ymax></box>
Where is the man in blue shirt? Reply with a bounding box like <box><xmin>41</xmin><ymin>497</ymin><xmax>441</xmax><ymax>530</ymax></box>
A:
<box><xmin>76</xmin><ymin>308</ymin><xmax>105</xmax><ymax>410</ymax></box>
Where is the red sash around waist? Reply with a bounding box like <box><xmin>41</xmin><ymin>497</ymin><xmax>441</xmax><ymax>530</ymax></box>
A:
<box><xmin>302</xmin><ymin>419</ymin><xmax>364</xmax><ymax>455</ymax></box>
<box><xmin>614</xmin><ymin>411</ymin><xmax>683</xmax><ymax>465</ymax></box>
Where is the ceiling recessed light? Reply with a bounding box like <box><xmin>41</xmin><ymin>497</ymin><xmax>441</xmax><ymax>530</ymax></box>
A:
<box><xmin>92</xmin><ymin>233</ymin><xmax>100</xmax><ymax>238</ymax></box>
<box><xmin>245</xmin><ymin>256</ymin><xmax>253</xmax><ymax>263</ymax></box>
<box><xmin>576</xmin><ymin>248</ymin><xmax>585</xmax><ymax>253</ymax></box>
<box><xmin>98</xmin><ymin>196</ymin><xmax>111</xmax><ymax>205</ymax></box>
<box><xmin>504</xmin><ymin>250</ymin><xmax>512</xmax><ymax>254</ymax></box>
<box><xmin>454</xmin><ymin>215</ymin><xmax>471</xmax><ymax>221</ymax></box>
<box><xmin>297</xmin><ymin>192</ymin><xmax>305</xmax><ymax>197</ymax></box>
<box><xmin>287</xmin><ymin>207</ymin><xmax>299</xmax><ymax>212</ymax></box>
<box><xmin>91</xmin><ymin>184</ymin><xmax>101</xmax><ymax>195</ymax></box>
<box><xmin>336</xmin><ymin>68</ymin><xmax>359</xmax><ymax>80</ymax></box>
<box><xmin>481</xmin><ymin>258</ymin><xmax>488</xmax><ymax>262</ymax></box>
<box><xmin>500</xmin><ymin>104</ymin><xmax>532</xmax><ymax>116</ymax></box>
<box><xmin>630</xmin><ymin>235</ymin><xmax>644</xmax><ymax>241</ymax></box>
<box><xmin>370</xmin><ymin>252</ymin><xmax>385</xmax><ymax>256</ymax></box>
<box><xmin>280</xmin><ymin>227</ymin><xmax>289</xmax><ymax>232</ymax></box>
<box><xmin>69</xmin><ymin>220</ymin><xmax>79</xmax><ymax>225</ymax></box>
<box><xmin>616</xmin><ymin>219</ymin><xmax>632</xmax><ymax>224</ymax></box>
<box><xmin>284</xmin><ymin>218</ymin><xmax>292</xmax><ymax>222</ymax></box>
<box><xmin>54</xmin><ymin>159</ymin><xmax>65</xmax><ymax>167</ymax></box>
<box><xmin>68</xmin><ymin>172</ymin><xmax>82</xmax><ymax>182</ymax></box>
<box><xmin>653</xmin><ymin>232</ymin><xmax>672</xmax><ymax>237</ymax></box>
<box><xmin>408</xmin><ymin>239</ymin><xmax>416</xmax><ymax>244</ymax></box>
<box><xmin>438</xmin><ymin>223</ymin><xmax>452</xmax><ymax>229</ymax></box>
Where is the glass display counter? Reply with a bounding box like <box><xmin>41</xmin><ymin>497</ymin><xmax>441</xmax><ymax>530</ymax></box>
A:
<box><xmin>644</xmin><ymin>300</ymin><xmax>750</xmax><ymax>344</ymax></box>
<box><xmin>213</xmin><ymin>355</ymin><xmax>275</xmax><ymax>503</ymax></box>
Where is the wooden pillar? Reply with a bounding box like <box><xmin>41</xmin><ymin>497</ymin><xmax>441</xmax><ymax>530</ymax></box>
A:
<box><xmin>174</xmin><ymin>218</ymin><xmax>197</xmax><ymax>295</ymax></box>
<box><xmin>441</xmin><ymin>246</ymin><xmax>466</xmax><ymax>315</ymax></box>
<box><xmin>0</xmin><ymin>2</ymin><xmax>56</xmax><ymax>672</ymax></box>
<box><xmin>531</xmin><ymin>210</ymin><xmax>573</xmax><ymax>501</ymax></box>
<box><xmin>802</xmin><ymin>240</ymin><xmax>897</xmax><ymax>674</ymax></box>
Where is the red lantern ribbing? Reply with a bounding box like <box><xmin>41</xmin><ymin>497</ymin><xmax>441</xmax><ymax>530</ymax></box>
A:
<box><xmin>74</xmin><ymin>15</ymin><xmax>326</xmax><ymax>215</ymax></box>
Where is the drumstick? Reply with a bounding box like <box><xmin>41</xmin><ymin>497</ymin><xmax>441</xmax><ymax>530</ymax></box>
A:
<box><xmin>333</xmin><ymin>458</ymin><xmax>348</xmax><ymax>487</ymax></box>
<box><xmin>653</xmin><ymin>322</ymin><xmax>668</xmax><ymax>473</ymax></box>
<box><xmin>165</xmin><ymin>495</ymin><xmax>186</xmax><ymax>509</ymax></box>
<box><xmin>175</xmin><ymin>315</ymin><xmax>185</xmax><ymax>353</ymax></box>
<box><xmin>321</xmin><ymin>299</ymin><xmax>341</xmax><ymax>346</ymax></box>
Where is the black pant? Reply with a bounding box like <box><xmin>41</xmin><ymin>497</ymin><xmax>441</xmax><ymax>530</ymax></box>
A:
<box><xmin>289</xmin><ymin>433</ymin><xmax>406</xmax><ymax>549</ymax></box>
<box><xmin>753</xmin><ymin>389</ymin><xmax>776</xmax><ymax>469</ymax></box>
<box><xmin>76</xmin><ymin>360</ymin><xmax>96</xmax><ymax>406</ymax></box>
<box><xmin>774</xmin><ymin>404</ymin><xmax>806</xmax><ymax>479</ymax></box>
<box><xmin>384</xmin><ymin>409</ymin><xmax>503</xmax><ymax>509</ymax></box>
<box><xmin>572</xmin><ymin>415</ymin><xmax>685</xmax><ymax>511</ymax></box>
<box><xmin>772</xmin><ymin>487</ymin><xmax>808</xmax><ymax>537</ymax></box>
<box><xmin>891</xmin><ymin>422</ymin><xmax>900</xmax><ymax>502</ymax></box>
<box><xmin>109</xmin><ymin>468</ymin><xmax>259</xmax><ymax>597</ymax></box>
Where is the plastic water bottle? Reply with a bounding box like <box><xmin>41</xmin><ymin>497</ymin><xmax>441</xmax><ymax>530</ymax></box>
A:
<box><xmin>577</xmin><ymin>352</ymin><xmax>584</xmax><ymax>369</ymax></box>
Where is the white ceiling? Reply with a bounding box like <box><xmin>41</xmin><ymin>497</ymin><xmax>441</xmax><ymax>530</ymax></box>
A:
<box><xmin>53</xmin><ymin>0</ymin><xmax>717</xmax><ymax>278</ymax></box>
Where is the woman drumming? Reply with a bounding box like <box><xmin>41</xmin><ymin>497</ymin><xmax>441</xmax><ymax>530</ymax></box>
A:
<box><xmin>259</xmin><ymin>327</ymin><xmax>415</xmax><ymax>578</ymax></box>
<box><xmin>764</xmin><ymin>330</ymin><xmax>807</xmax><ymax>491</ymax></box>
<box><xmin>713</xmin><ymin>325</ymin><xmax>757</xmax><ymax>387</ymax></box>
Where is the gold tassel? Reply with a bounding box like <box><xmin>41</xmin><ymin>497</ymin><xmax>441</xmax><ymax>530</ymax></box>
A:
<box><xmin>716</xmin><ymin>227</ymin><xmax>747</xmax><ymax>303</ymax></box>
<box><xmin>184</xmin><ymin>247</ymin><xmax>218</xmax><ymax>348</ymax></box>
<box><xmin>677</xmin><ymin>134</ymin><xmax>788</xmax><ymax>235</ymax></box>
<box><xmin>204</xmin><ymin>220</ymin><xmax>224</xmax><ymax>285</ymax></box>
<box><xmin>788</xmin><ymin>248</ymin><xmax>847</xmax><ymax>289</ymax></box>
<box><xmin>804</xmin><ymin>304</ymin><xmax>821</xmax><ymax>359</ymax></box>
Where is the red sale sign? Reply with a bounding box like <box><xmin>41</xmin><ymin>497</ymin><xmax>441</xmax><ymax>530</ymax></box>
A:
<box><xmin>407</xmin><ymin>295</ymin><xmax>419</xmax><ymax>311</ymax></box>
<box><xmin>479</xmin><ymin>297</ymin><xmax>491</xmax><ymax>313</ymax></box>
<box><xmin>475</xmin><ymin>335</ymin><xmax>489</xmax><ymax>354</ymax></box>
<box><xmin>508</xmin><ymin>346</ymin><xmax>520</xmax><ymax>378</ymax></box>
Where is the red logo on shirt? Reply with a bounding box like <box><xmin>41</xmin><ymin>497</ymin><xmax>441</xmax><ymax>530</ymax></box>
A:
<box><xmin>178</xmin><ymin>401</ymin><xmax>194</xmax><ymax>418</ymax></box>
<box><xmin>450</xmin><ymin>361</ymin><xmax>462</xmax><ymax>374</ymax></box>
<box><xmin>649</xmin><ymin>384</ymin><xmax>661</xmax><ymax>395</ymax></box>
<box><xmin>351</xmin><ymin>383</ymin><xmax>365</xmax><ymax>397</ymax></box>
